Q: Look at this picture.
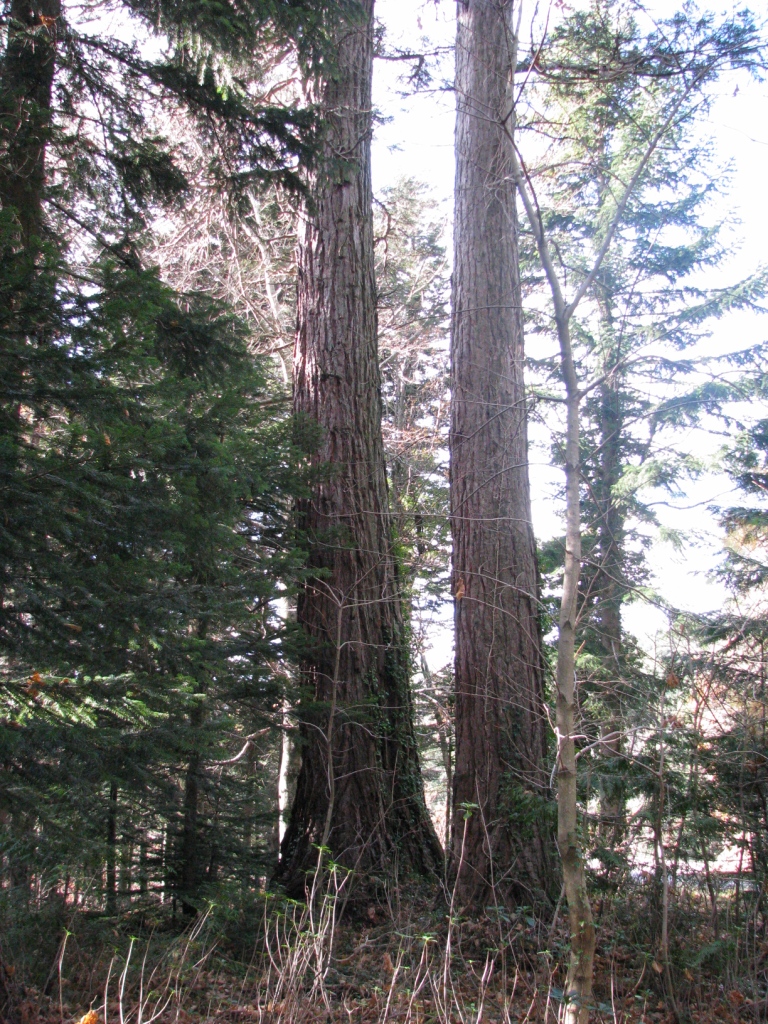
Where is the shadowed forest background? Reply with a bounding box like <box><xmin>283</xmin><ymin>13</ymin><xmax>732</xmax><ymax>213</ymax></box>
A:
<box><xmin>2</xmin><ymin>1</ymin><xmax>768</xmax><ymax>1022</ymax></box>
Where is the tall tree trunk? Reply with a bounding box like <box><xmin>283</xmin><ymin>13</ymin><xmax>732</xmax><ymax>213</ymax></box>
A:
<box><xmin>139</xmin><ymin>837</ymin><xmax>148</xmax><ymax>896</ymax></box>
<box><xmin>180</xmin><ymin>686</ymin><xmax>206</xmax><ymax>914</ymax></box>
<box><xmin>595</xmin><ymin>373</ymin><xmax>627</xmax><ymax>839</ymax></box>
<box><xmin>0</xmin><ymin>0</ymin><xmax>60</xmax><ymax>242</ymax></box>
<box><xmin>0</xmin><ymin>0</ymin><xmax>60</xmax><ymax>618</ymax></box>
<box><xmin>106</xmin><ymin>781</ymin><xmax>118</xmax><ymax>915</ymax></box>
<box><xmin>276</xmin><ymin>0</ymin><xmax>442</xmax><ymax>897</ymax></box>
<box><xmin>511</xmin><ymin>139</ymin><xmax>597</xmax><ymax>1024</ymax></box>
<box><xmin>450</xmin><ymin>0</ymin><xmax>553</xmax><ymax>907</ymax></box>
<box><xmin>180</xmin><ymin>749</ymin><xmax>200</xmax><ymax>914</ymax></box>
<box><xmin>556</xmin><ymin>314</ymin><xmax>596</xmax><ymax>1023</ymax></box>
<box><xmin>276</xmin><ymin>700</ymin><xmax>292</xmax><ymax>853</ymax></box>
<box><xmin>591</xmin><ymin>304</ymin><xmax>627</xmax><ymax>841</ymax></box>
<box><xmin>119</xmin><ymin>838</ymin><xmax>133</xmax><ymax>901</ymax></box>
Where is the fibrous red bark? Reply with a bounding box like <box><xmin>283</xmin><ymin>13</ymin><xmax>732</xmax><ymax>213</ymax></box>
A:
<box><xmin>0</xmin><ymin>0</ymin><xmax>60</xmax><ymax>242</ymax></box>
<box><xmin>276</xmin><ymin>0</ymin><xmax>442</xmax><ymax>897</ymax></box>
<box><xmin>450</xmin><ymin>0</ymin><xmax>554</xmax><ymax>908</ymax></box>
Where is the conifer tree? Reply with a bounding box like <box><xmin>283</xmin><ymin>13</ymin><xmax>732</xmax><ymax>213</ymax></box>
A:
<box><xmin>450</xmin><ymin>0</ymin><xmax>554</xmax><ymax>908</ymax></box>
<box><xmin>0</xmin><ymin>0</ymin><xmax>344</xmax><ymax>906</ymax></box>
<box><xmin>507</xmin><ymin>2</ymin><xmax>763</xmax><ymax>1015</ymax></box>
<box><xmin>276</xmin><ymin>0</ymin><xmax>442</xmax><ymax>897</ymax></box>
<box><xmin>525</xmin><ymin>0</ymin><xmax>767</xmax><ymax>850</ymax></box>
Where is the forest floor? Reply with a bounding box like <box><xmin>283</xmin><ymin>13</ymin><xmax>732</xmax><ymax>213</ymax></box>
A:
<box><xmin>1</xmin><ymin>892</ymin><xmax>761</xmax><ymax>1024</ymax></box>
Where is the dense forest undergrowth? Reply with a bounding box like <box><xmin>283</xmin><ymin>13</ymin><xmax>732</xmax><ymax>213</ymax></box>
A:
<box><xmin>3</xmin><ymin>872</ymin><xmax>768</xmax><ymax>1024</ymax></box>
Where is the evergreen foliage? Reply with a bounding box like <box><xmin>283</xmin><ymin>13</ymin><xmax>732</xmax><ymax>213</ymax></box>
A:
<box><xmin>374</xmin><ymin>178</ymin><xmax>452</xmax><ymax>842</ymax></box>
<box><xmin>375</xmin><ymin>178</ymin><xmax>450</xmax><ymax>627</ymax></box>
<box><xmin>0</xmin><ymin>0</ymin><xmax>340</xmax><ymax>908</ymax></box>
<box><xmin>4</xmin><ymin>1</ymin><xmax>768</xmax><ymax>1019</ymax></box>
<box><xmin>522</xmin><ymin>0</ymin><xmax>767</xmax><ymax>876</ymax></box>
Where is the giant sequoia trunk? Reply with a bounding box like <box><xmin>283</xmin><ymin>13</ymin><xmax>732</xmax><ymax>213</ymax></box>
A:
<box><xmin>275</xmin><ymin>0</ymin><xmax>442</xmax><ymax>897</ymax></box>
<box><xmin>450</xmin><ymin>0</ymin><xmax>553</xmax><ymax>907</ymax></box>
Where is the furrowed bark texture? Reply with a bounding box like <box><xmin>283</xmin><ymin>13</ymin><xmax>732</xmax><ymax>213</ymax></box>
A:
<box><xmin>276</xmin><ymin>0</ymin><xmax>442</xmax><ymax>897</ymax></box>
<box><xmin>0</xmin><ymin>0</ymin><xmax>60</xmax><ymax>241</ymax></box>
<box><xmin>450</xmin><ymin>0</ymin><xmax>553</xmax><ymax>907</ymax></box>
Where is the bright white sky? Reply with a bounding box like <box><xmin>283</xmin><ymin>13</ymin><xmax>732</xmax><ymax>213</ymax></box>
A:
<box><xmin>371</xmin><ymin>0</ymin><xmax>768</xmax><ymax>665</ymax></box>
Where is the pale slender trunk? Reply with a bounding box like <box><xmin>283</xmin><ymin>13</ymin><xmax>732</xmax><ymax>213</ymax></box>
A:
<box><xmin>161</xmin><ymin>826</ymin><xmax>168</xmax><ymax>903</ymax></box>
<box><xmin>555</xmin><ymin>315</ymin><xmax>596</xmax><ymax>1024</ymax></box>
<box><xmin>274</xmin><ymin>598</ymin><xmax>294</xmax><ymax>860</ymax></box>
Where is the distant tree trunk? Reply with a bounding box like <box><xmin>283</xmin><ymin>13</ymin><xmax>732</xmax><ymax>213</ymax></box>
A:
<box><xmin>206</xmin><ymin>779</ymin><xmax>220</xmax><ymax>884</ymax></box>
<box><xmin>276</xmin><ymin>700</ymin><xmax>292</xmax><ymax>852</ymax></box>
<box><xmin>450</xmin><ymin>0</ymin><xmax>554</xmax><ymax>907</ymax></box>
<box><xmin>106</xmin><ymin>782</ymin><xmax>118</xmax><ymax>915</ymax></box>
<box><xmin>7</xmin><ymin>812</ymin><xmax>30</xmax><ymax>904</ymax></box>
<box><xmin>0</xmin><ymin>0</ymin><xmax>60</xmax><ymax>242</ymax></box>
<box><xmin>556</xmin><ymin>319</ymin><xmax>596</xmax><ymax>1024</ymax></box>
<box><xmin>593</xmin><ymin>344</ymin><xmax>627</xmax><ymax>841</ymax></box>
<box><xmin>119</xmin><ymin>837</ymin><xmax>133</xmax><ymax>901</ymax></box>
<box><xmin>276</xmin><ymin>0</ymin><xmax>442</xmax><ymax>896</ymax></box>
<box><xmin>180</xmin><ymin>746</ymin><xmax>200</xmax><ymax>914</ymax></box>
<box><xmin>0</xmin><ymin>0</ymin><xmax>60</xmax><ymax>621</ymax></box>
<box><xmin>162</xmin><ymin>821</ymin><xmax>172</xmax><ymax>904</ymax></box>
<box><xmin>592</xmin><ymin>313</ymin><xmax>624</xmax><ymax>668</ymax></box>
<box><xmin>139</xmin><ymin>838</ymin><xmax>148</xmax><ymax>895</ymax></box>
